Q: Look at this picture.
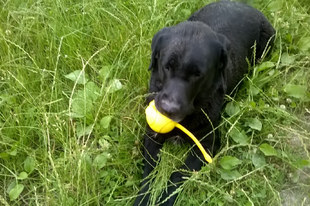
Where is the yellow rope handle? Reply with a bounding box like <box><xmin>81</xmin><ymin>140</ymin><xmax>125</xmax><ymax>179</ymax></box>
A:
<box><xmin>176</xmin><ymin>124</ymin><xmax>213</xmax><ymax>163</ymax></box>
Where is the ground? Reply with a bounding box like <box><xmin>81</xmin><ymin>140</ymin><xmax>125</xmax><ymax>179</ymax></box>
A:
<box><xmin>0</xmin><ymin>0</ymin><xmax>309</xmax><ymax>205</ymax></box>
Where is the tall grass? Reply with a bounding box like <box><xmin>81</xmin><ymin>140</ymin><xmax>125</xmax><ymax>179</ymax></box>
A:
<box><xmin>0</xmin><ymin>0</ymin><xmax>309</xmax><ymax>205</ymax></box>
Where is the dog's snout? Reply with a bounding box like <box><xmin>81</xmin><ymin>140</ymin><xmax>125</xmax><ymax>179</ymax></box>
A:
<box><xmin>154</xmin><ymin>79</ymin><xmax>193</xmax><ymax>122</ymax></box>
<box><xmin>160</xmin><ymin>98</ymin><xmax>181</xmax><ymax>117</ymax></box>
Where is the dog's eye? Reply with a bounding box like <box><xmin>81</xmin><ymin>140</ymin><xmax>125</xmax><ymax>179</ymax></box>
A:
<box><xmin>194</xmin><ymin>71</ymin><xmax>201</xmax><ymax>77</ymax></box>
<box><xmin>164</xmin><ymin>66</ymin><xmax>171</xmax><ymax>71</ymax></box>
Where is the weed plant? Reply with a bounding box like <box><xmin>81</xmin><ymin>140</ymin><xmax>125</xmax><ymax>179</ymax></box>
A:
<box><xmin>0</xmin><ymin>0</ymin><xmax>309</xmax><ymax>205</ymax></box>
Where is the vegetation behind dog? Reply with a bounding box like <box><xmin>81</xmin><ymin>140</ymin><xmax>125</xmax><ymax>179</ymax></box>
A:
<box><xmin>0</xmin><ymin>0</ymin><xmax>309</xmax><ymax>205</ymax></box>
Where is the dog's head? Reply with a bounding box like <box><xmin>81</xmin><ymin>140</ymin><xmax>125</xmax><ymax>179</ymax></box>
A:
<box><xmin>149</xmin><ymin>21</ymin><xmax>230</xmax><ymax>122</ymax></box>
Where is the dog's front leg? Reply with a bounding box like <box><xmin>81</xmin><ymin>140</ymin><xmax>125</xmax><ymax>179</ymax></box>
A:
<box><xmin>134</xmin><ymin>130</ymin><xmax>164</xmax><ymax>206</ymax></box>
<box><xmin>158</xmin><ymin>145</ymin><xmax>206</xmax><ymax>206</ymax></box>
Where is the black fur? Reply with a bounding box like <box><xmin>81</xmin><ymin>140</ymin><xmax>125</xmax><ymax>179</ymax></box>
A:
<box><xmin>134</xmin><ymin>1</ymin><xmax>275</xmax><ymax>205</ymax></box>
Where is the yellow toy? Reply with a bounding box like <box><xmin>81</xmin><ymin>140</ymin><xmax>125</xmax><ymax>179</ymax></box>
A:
<box><xmin>145</xmin><ymin>100</ymin><xmax>213</xmax><ymax>163</ymax></box>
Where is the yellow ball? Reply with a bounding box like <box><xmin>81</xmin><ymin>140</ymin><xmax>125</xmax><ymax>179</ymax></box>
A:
<box><xmin>145</xmin><ymin>100</ymin><xmax>177</xmax><ymax>133</ymax></box>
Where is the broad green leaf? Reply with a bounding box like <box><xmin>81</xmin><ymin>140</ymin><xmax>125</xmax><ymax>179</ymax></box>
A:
<box><xmin>85</xmin><ymin>82</ymin><xmax>100</xmax><ymax>102</ymax></box>
<box><xmin>71</xmin><ymin>90</ymin><xmax>93</xmax><ymax>117</ymax></box>
<box><xmin>107</xmin><ymin>79</ymin><xmax>122</xmax><ymax>93</ymax></box>
<box><xmin>298</xmin><ymin>37</ymin><xmax>310</xmax><ymax>51</ymax></box>
<box><xmin>67</xmin><ymin>197</ymin><xmax>75</xmax><ymax>205</ymax></box>
<box><xmin>286</xmin><ymin>33</ymin><xmax>292</xmax><ymax>44</ymax></box>
<box><xmin>71</xmin><ymin>97</ymin><xmax>92</xmax><ymax>117</ymax></box>
<box><xmin>249</xmin><ymin>85</ymin><xmax>260</xmax><ymax>96</ymax></box>
<box><xmin>17</xmin><ymin>172</ymin><xmax>28</xmax><ymax>180</ymax></box>
<box><xmin>7</xmin><ymin>181</ymin><xmax>16</xmax><ymax>194</ymax></box>
<box><xmin>220</xmin><ymin>169</ymin><xmax>241</xmax><ymax>180</ymax></box>
<box><xmin>93</xmin><ymin>152</ymin><xmax>109</xmax><ymax>169</ymax></box>
<box><xmin>76</xmin><ymin>124</ymin><xmax>93</xmax><ymax>138</ymax></box>
<box><xmin>99</xmin><ymin>65</ymin><xmax>112</xmax><ymax>80</ymax></box>
<box><xmin>83</xmin><ymin>154</ymin><xmax>92</xmax><ymax>167</ymax></box>
<box><xmin>268</xmin><ymin>1</ymin><xmax>282</xmax><ymax>12</ymax></box>
<box><xmin>259</xmin><ymin>143</ymin><xmax>277</xmax><ymax>156</ymax></box>
<box><xmin>223</xmin><ymin>193</ymin><xmax>234</xmax><ymax>203</ymax></box>
<box><xmin>229</xmin><ymin>128</ymin><xmax>248</xmax><ymax>145</ymax></box>
<box><xmin>225</xmin><ymin>102</ymin><xmax>240</xmax><ymax>117</ymax></box>
<box><xmin>281</xmin><ymin>52</ymin><xmax>295</xmax><ymax>65</ymax></box>
<box><xmin>249</xmin><ymin>101</ymin><xmax>256</xmax><ymax>108</ymax></box>
<box><xmin>252</xmin><ymin>69</ymin><xmax>280</xmax><ymax>91</ymax></box>
<box><xmin>246</xmin><ymin>118</ymin><xmax>262</xmax><ymax>131</ymax></box>
<box><xmin>9</xmin><ymin>184</ymin><xmax>24</xmax><ymax>200</ymax></box>
<box><xmin>125</xmin><ymin>180</ymin><xmax>135</xmax><ymax>187</ymax></box>
<box><xmin>293</xmin><ymin>159</ymin><xmax>310</xmax><ymax>169</ymax></box>
<box><xmin>0</xmin><ymin>94</ymin><xmax>16</xmax><ymax>106</ymax></box>
<box><xmin>295</xmin><ymin>69</ymin><xmax>306</xmax><ymax>80</ymax></box>
<box><xmin>256</xmin><ymin>61</ymin><xmax>275</xmax><ymax>72</ymax></box>
<box><xmin>98</xmin><ymin>138</ymin><xmax>110</xmax><ymax>149</ymax></box>
<box><xmin>181</xmin><ymin>9</ymin><xmax>191</xmax><ymax>16</ymax></box>
<box><xmin>284</xmin><ymin>84</ymin><xmax>307</xmax><ymax>99</ymax></box>
<box><xmin>245</xmin><ymin>202</ymin><xmax>253</xmax><ymax>206</ymax></box>
<box><xmin>71</xmin><ymin>82</ymin><xmax>100</xmax><ymax>117</ymax></box>
<box><xmin>252</xmin><ymin>153</ymin><xmax>266</xmax><ymax>168</ymax></box>
<box><xmin>0</xmin><ymin>152</ymin><xmax>9</xmax><ymax>160</ymax></box>
<box><xmin>64</xmin><ymin>70</ymin><xmax>89</xmax><ymax>85</ymax></box>
<box><xmin>9</xmin><ymin>149</ymin><xmax>17</xmax><ymax>156</ymax></box>
<box><xmin>99</xmin><ymin>170</ymin><xmax>109</xmax><ymax>178</ymax></box>
<box><xmin>291</xmin><ymin>170</ymin><xmax>300</xmax><ymax>183</ymax></box>
<box><xmin>100</xmin><ymin>116</ymin><xmax>113</xmax><ymax>129</ymax></box>
<box><xmin>258</xmin><ymin>99</ymin><xmax>265</xmax><ymax>107</ymax></box>
<box><xmin>99</xmin><ymin>135</ymin><xmax>112</xmax><ymax>142</ymax></box>
<box><xmin>24</xmin><ymin>156</ymin><xmax>35</xmax><ymax>173</ymax></box>
<box><xmin>268</xmin><ymin>69</ymin><xmax>276</xmax><ymax>76</ymax></box>
<box><xmin>220</xmin><ymin>156</ymin><xmax>242</xmax><ymax>170</ymax></box>
<box><xmin>68</xmin><ymin>112</ymin><xmax>85</xmax><ymax>118</ymax></box>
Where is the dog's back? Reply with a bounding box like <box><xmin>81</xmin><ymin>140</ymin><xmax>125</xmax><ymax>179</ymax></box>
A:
<box><xmin>189</xmin><ymin>1</ymin><xmax>275</xmax><ymax>93</ymax></box>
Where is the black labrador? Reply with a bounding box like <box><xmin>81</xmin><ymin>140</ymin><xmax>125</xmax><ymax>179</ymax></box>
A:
<box><xmin>134</xmin><ymin>1</ymin><xmax>275</xmax><ymax>205</ymax></box>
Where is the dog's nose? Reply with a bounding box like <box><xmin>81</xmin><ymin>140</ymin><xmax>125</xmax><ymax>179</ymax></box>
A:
<box><xmin>159</xmin><ymin>98</ymin><xmax>181</xmax><ymax>117</ymax></box>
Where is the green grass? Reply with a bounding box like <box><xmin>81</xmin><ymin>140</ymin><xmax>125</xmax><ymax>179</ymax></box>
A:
<box><xmin>0</xmin><ymin>0</ymin><xmax>309</xmax><ymax>205</ymax></box>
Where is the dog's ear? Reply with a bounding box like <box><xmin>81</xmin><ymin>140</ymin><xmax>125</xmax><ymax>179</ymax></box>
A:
<box><xmin>217</xmin><ymin>34</ymin><xmax>230</xmax><ymax>81</ymax></box>
<box><xmin>148</xmin><ymin>28</ymin><xmax>169</xmax><ymax>71</ymax></box>
<box><xmin>217</xmin><ymin>33</ymin><xmax>230</xmax><ymax>71</ymax></box>
<box><xmin>215</xmin><ymin>33</ymin><xmax>231</xmax><ymax>91</ymax></box>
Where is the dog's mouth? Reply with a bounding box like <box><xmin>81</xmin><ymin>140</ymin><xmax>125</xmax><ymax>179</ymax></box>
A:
<box><xmin>154</xmin><ymin>96</ymin><xmax>193</xmax><ymax>123</ymax></box>
<box><xmin>152</xmin><ymin>77</ymin><xmax>198</xmax><ymax>122</ymax></box>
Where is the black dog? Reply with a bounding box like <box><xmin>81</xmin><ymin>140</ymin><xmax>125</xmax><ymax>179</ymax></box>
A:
<box><xmin>134</xmin><ymin>1</ymin><xmax>275</xmax><ymax>205</ymax></box>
